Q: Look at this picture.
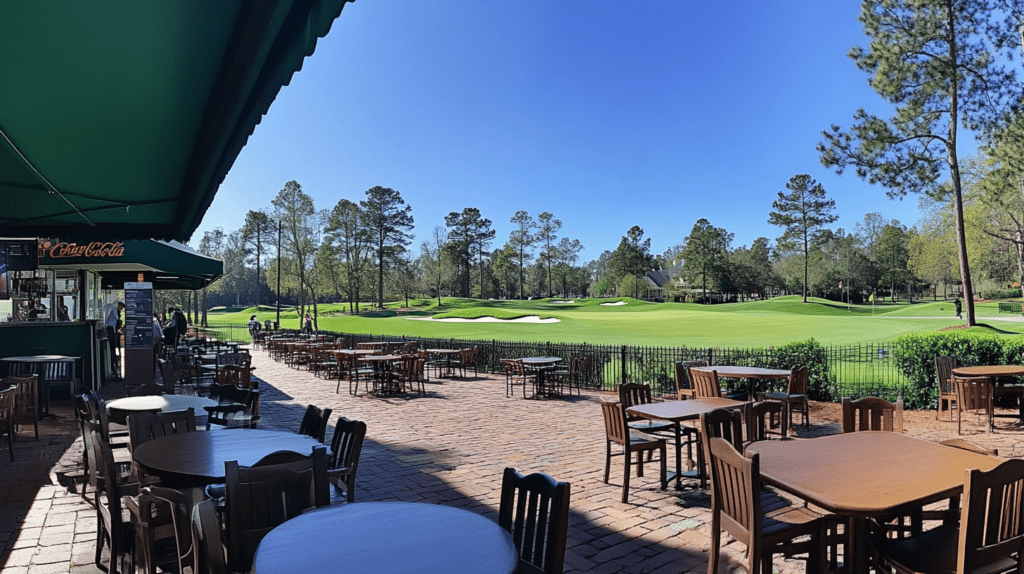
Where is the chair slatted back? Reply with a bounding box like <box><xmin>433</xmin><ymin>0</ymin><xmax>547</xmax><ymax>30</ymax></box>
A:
<box><xmin>7</xmin><ymin>375</ymin><xmax>38</xmax><ymax>417</ymax></box>
<box><xmin>157</xmin><ymin>359</ymin><xmax>177</xmax><ymax>393</ymax></box>
<box><xmin>498</xmin><ymin>467</ymin><xmax>571</xmax><ymax>574</ymax></box>
<box><xmin>127</xmin><ymin>408</ymin><xmax>197</xmax><ymax>452</ymax></box>
<box><xmin>787</xmin><ymin>366</ymin><xmax>809</xmax><ymax>396</ymax></box>
<box><xmin>708</xmin><ymin>436</ymin><xmax>761</xmax><ymax>548</ymax></box>
<box><xmin>617</xmin><ymin>383</ymin><xmax>655</xmax><ymax>423</ymax></box>
<box><xmin>842</xmin><ymin>397</ymin><xmax>902</xmax><ymax>433</ymax></box>
<box><xmin>225</xmin><ymin>446</ymin><xmax>329</xmax><ymax>573</ymax></box>
<box><xmin>329</xmin><ymin>417</ymin><xmax>367</xmax><ymax>502</ymax></box>
<box><xmin>297</xmin><ymin>404</ymin><xmax>332</xmax><ymax>443</ymax></box>
<box><xmin>192</xmin><ymin>499</ymin><xmax>226</xmax><ymax>574</ymax></box>
<box><xmin>600</xmin><ymin>401</ymin><xmax>628</xmax><ymax>446</ymax></box>
<box><xmin>674</xmin><ymin>360</ymin><xmax>707</xmax><ymax>400</ymax></box>
<box><xmin>959</xmin><ymin>459</ymin><xmax>1024</xmax><ymax>574</ymax></box>
<box><xmin>219</xmin><ymin>364</ymin><xmax>255</xmax><ymax>390</ymax></box>
<box><xmin>689</xmin><ymin>368</ymin><xmax>722</xmax><ymax>399</ymax></box>
<box><xmin>700</xmin><ymin>408</ymin><xmax>745</xmax><ymax>464</ymax></box>
<box><xmin>936</xmin><ymin>356</ymin><xmax>957</xmax><ymax>395</ymax></box>
<box><xmin>746</xmin><ymin>401</ymin><xmax>786</xmax><ymax>443</ymax></box>
<box><xmin>955</xmin><ymin>375</ymin><xmax>992</xmax><ymax>416</ymax></box>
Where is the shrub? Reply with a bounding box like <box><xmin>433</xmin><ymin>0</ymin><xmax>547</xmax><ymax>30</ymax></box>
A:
<box><xmin>893</xmin><ymin>332</ymin><xmax>1006</xmax><ymax>409</ymax></box>
<box><xmin>980</xmin><ymin>288</ymin><xmax>1022</xmax><ymax>300</ymax></box>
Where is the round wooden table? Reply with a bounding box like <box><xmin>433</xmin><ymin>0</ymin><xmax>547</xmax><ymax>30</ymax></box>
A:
<box><xmin>106</xmin><ymin>394</ymin><xmax>217</xmax><ymax>424</ymax></box>
<box><xmin>252</xmin><ymin>502</ymin><xmax>519</xmax><ymax>574</ymax></box>
<box><xmin>520</xmin><ymin>357</ymin><xmax>563</xmax><ymax>397</ymax></box>
<box><xmin>132</xmin><ymin>429</ymin><xmax>323</xmax><ymax>485</ymax></box>
<box><xmin>426</xmin><ymin>348</ymin><xmax>462</xmax><ymax>378</ymax></box>
<box><xmin>360</xmin><ymin>354</ymin><xmax>403</xmax><ymax>394</ymax></box>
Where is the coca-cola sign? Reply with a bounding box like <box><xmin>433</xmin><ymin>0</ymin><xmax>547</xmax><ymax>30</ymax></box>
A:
<box><xmin>38</xmin><ymin>240</ymin><xmax>125</xmax><ymax>259</ymax></box>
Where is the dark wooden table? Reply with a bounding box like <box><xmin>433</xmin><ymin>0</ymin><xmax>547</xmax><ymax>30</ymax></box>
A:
<box><xmin>132</xmin><ymin>429</ymin><xmax>324</xmax><ymax>486</ymax></box>
<box><xmin>252</xmin><ymin>502</ymin><xmax>518</xmax><ymax>574</ymax></box>
<box><xmin>426</xmin><ymin>348</ymin><xmax>462</xmax><ymax>378</ymax></box>
<box><xmin>106</xmin><ymin>395</ymin><xmax>217</xmax><ymax>424</ymax></box>
<box><xmin>952</xmin><ymin>365</ymin><xmax>1024</xmax><ymax>423</ymax></box>
<box><xmin>520</xmin><ymin>357</ymin><xmax>562</xmax><ymax>396</ymax></box>
<box><xmin>627</xmin><ymin>398</ymin><xmax>746</xmax><ymax>489</ymax></box>
<box><xmin>1</xmin><ymin>354</ymin><xmax>80</xmax><ymax>417</ymax></box>
<box><xmin>692</xmin><ymin>366</ymin><xmax>790</xmax><ymax>400</ymax></box>
<box><xmin>747</xmin><ymin>432</ymin><xmax>1000</xmax><ymax>574</ymax></box>
<box><xmin>360</xmin><ymin>354</ymin><xmax>403</xmax><ymax>395</ymax></box>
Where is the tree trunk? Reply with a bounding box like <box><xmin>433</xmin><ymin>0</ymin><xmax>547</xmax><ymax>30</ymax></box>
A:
<box><xmin>946</xmin><ymin>3</ymin><xmax>975</xmax><ymax>326</ymax></box>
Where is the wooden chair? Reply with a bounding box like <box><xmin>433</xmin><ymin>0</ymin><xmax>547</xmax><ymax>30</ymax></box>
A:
<box><xmin>502</xmin><ymin>359</ymin><xmax>536</xmax><ymax>398</ymax></box>
<box><xmin>875</xmin><ymin>458</ymin><xmax>1024</xmax><ymax>574</ymax></box>
<box><xmin>760</xmin><ymin>366</ymin><xmax>810</xmax><ymax>432</ymax></box>
<box><xmin>455</xmin><ymin>346</ymin><xmax>479</xmax><ymax>378</ymax></box>
<box><xmin>699</xmin><ymin>408</ymin><xmax>744</xmax><ymax>476</ymax></box>
<box><xmin>86</xmin><ymin>421</ymin><xmax>137</xmax><ymax>574</ymax></box>
<box><xmin>706</xmin><ymin>436</ymin><xmax>827</xmax><ymax>574</ymax></box>
<box><xmin>935</xmin><ymin>355</ymin><xmax>957</xmax><ymax>420</ymax></box>
<box><xmin>156</xmin><ymin>359</ymin><xmax>178</xmax><ymax>394</ymax></box>
<box><xmin>549</xmin><ymin>355</ymin><xmax>588</xmax><ymax>396</ymax></box>
<box><xmin>393</xmin><ymin>355</ymin><xmax>423</xmax><ymax>394</ymax></box>
<box><xmin>674</xmin><ymin>360</ymin><xmax>707</xmax><ymax>400</ymax></box>
<box><xmin>135</xmin><ymin>485</ymin><xmax>194</xmax><ymax>574</ymax></box>
<box><xmin>498</xmin><ymin>467</ymin><xmax>571</xmax><ymax>574</ymax></box>
<box><xmin>191</xmin><ymin>499</ymin><xmax>227</xmax><ymax>574</ymax></box>
<box><xmin>127</xmin><ymin>408</ymin><xmax>197</xmax><ymax>486</ymax></box>
<box><xmin>204</xmin><ymin>388</ymin><xmax>256</xmax><ymax>431</ymax></box>
<box><xmin>297</xmin><ymin>404</ymin><xmax>332</xmax><ymax>443</ymax></box>
<box><xmin>689</xmin><ymin>367</ymin><xmax>722</xmax><ymax>399</ymax></box>
<box><xmin>0</xmin><ymin>385</ymin><xmax>15</xmax><ymax>461</ymax></box>
<box><xmin>336</xmin><ymin>353</ymin><xmax>374</xmax><ymax>395</ymax></box>
<box><xmin>600</xmin><ymin>400</ymin><xmax>667</xmax><ymax>503</ymax></box>
<box><xmin>220</xmin><ymin>364</ymin><xmax>259</xmax><ymax>418</ymax></box>
<box><xmin>328</xmin><ymin>417</ymin><xmax>367</xmax><ymax>504</ymax></box>
<box><xmin>6</xmin><ymin>375</ymin><xmax>39</xmax><ymax>440</ymax></box>
<box><xmin>841</xmin><ymin>396</ymin><xmax>903</xmax><ymax>433</ymax></box>
<box><xmin>746</xmin><ymin>401</ymin><xmax>788</xmax><ymax>444</ymax></box>
<box><xmin>618</xmin><ymin>382</ymin><xmax>699</xmax><ymax>471</ymax></box>
<box><xmin>919</xmin><ymin>439</ymin><xmax>1001</xmax><ymax>527</ymax></box>
<box><xmin>953</xmin><ymin>375</ymin><xmax>993</xmax><ymax>435</ymax></box>
<box><xmin>224</xmin><ymin>446</ymin><xmax>330</xmax><ymax>573</ymax></box>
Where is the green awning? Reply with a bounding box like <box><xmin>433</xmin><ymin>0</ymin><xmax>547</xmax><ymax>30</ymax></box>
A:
<box><xmin>39</xmin><ymin>240</ymin><xmax>223</xmax><ymax>290</ymax></box>
<box><xmin>0</xmin><ymin>1</ymin><xmax>353</xmax><ymax>241</ymax></box>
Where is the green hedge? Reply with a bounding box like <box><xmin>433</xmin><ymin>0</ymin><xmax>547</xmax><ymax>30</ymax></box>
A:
<box><xmin>760</xmin><ymin>338</ymin><xmax>838</xmax><ymax>402</ymax></box>
<box><xmin>892</xmin><ymin>332</ymin><xmax>1021</xmax><ymax>408</ymax></box>
<box><xmin>981</xmin><ymin>289</ymin><xmax>1022</xmax><ymax>300</ymax></box>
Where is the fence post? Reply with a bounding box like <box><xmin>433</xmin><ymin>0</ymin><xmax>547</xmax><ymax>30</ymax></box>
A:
<box><xmin>621</xmin><ymin>345</ymin><xmax>627</xmax><ymax>383</ymax></box>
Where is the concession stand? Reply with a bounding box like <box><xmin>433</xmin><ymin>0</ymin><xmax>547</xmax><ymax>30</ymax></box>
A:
<box><xmin>0</xmin><ymin>1</ymin><xmax>353</xmax><ymax>392</ymax></box>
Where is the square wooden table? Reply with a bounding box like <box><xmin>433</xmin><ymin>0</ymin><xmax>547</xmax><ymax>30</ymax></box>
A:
<box><xmin>746</xmin><ymin>432</ymin><xmax>1000</xmax><ymax>574</ymax></box>
<box><xmin>952</xmin><ymin>365</ymin><xmax>1024</xmax><ymax>424</ymax></box>
<box><xmin>626</xmin><ymin>397</ymin><xmax>745</xmax><ymax>489</ymax></box>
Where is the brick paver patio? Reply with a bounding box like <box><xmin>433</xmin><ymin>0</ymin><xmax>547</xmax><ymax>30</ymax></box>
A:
<box><xmin>3</xmin><ymin>347</ymin><xmax>1024</xmax><ymax>573</ymax></box>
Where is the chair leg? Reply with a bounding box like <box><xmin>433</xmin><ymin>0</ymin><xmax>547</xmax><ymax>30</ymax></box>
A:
<box><xmin>604</xmin><ymin>441</ymin><xmax>611</xmax><ymax>484</ymax></box>
<box><xmin>707</xmin><ymin>514</ymin><xmax>721</xmax><ymax>574</ymax></box>
<box><xmin>659</xmin><ymin>444</ymin><xmax>667</xmax><ymax>490</ymax></box>
<box><xmin>621</xmin><ymin>449</ymin><xmax>631</xmax><ymax>503</ymax></box>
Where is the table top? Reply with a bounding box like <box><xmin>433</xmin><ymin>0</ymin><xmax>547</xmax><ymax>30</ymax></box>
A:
<box><xmin>520</xmin><ymin>356</ymin><xmax>562</xmax><ymax>366</ymax></box>
<box><xmin>952</xmin><ymin>365</ymin><xmax>1024</xmax><ymax>377</ymax></box>
<box><xmin>1</xmin><ymin>355</ymin><xmax>79</xmax><ymax>363</ymax></box>
<box><xmin>252</xmin><ymin>502</ymin><xmax>518</xmax><ymax>574</ymax></box>
<box><xmin>746</xmin><ymin>432</ymin><xmax>1000</xmax><ymax>516</ymax></box>
<box><xmin>692</xmin><ymin>366</ymin><xmax>790</xmax><ymax>379</ymax></box>
<box><xmin>626</xmin><ymin>398</ymin><xmax>745</xmax><ymax>422</ymax></box>
<box><xmin>107</xmin><ymin>395</ymin><xmax>217</xmax><ymax>418</ymax></box>
<box><xmin>426</xmin><ymin>348</ymin><xmax>463</xmax><ymax>354</ymax></box>
<box><xmin>360</xmin><ymin>354</ymin><xmax>402</xmax><ymax>362</ymax></box>
<box><xmin>133</xmin><ymin>429</ymin><xmax>324</xmax><ymax>483</ymax></box>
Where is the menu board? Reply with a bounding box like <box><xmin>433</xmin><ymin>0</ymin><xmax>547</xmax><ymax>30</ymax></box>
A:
<box><xmin>124</xmin><ymin>282</ymin><xmax>153</xmax><ymax>348</ymax></box>
<box><xmin>3</xmin><ymin>240</ymin><xmax>38</xmax><ymax>271</ymax></box>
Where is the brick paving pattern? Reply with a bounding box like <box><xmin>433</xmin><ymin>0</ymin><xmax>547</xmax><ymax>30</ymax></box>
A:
<box><xmin>2</xmin><ymin>348</ymin><xmax>1024</xmax><ymax>573</ymax></box>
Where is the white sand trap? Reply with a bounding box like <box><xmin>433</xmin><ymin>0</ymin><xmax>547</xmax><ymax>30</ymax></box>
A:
<box><xmin>406</xmin><ymin>315</ymin><xmax>560</xmax><ymax>324</ymax></box>
<box><xmin>550</xmin><ymin>300</ymin><xmax>574</xmax><ymax>304</ymax></box>
<box><xmin>600</xmin><ymin>301</ymin><xmax>626</xmax><ymax>306</ymax></box>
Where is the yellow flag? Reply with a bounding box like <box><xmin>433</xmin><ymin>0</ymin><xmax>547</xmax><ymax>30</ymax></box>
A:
<box><xmin>869</xmin><ymin>293</ymin><xmax>874</xmax><ymax>302</ymax></box>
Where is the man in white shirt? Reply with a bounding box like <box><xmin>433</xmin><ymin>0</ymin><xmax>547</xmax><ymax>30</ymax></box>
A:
<box><xmin>105</xmin><ymin>301</ymin><xmax>124</xmax><ymax>377</ymax></box>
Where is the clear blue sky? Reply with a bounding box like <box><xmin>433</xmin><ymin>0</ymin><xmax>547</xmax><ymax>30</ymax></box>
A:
<box><xmin>194</xmin><ymin>0</ymin><xmax>951</xmax><ymax>261</ymax></box>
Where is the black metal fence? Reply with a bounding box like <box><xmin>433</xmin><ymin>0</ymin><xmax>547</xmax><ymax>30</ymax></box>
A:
<box><xmin>203</xmin><ymin>322</ymin><xmax>918</xmax><ymax>403</ymax></box>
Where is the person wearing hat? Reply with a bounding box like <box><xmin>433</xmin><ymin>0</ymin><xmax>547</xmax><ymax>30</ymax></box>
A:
<box><xmin>105</xmin><ymin>301</ymin><xmax>125</xmax><ymax>377</ymax></box>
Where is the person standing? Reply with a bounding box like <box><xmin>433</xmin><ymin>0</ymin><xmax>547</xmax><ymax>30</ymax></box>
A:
<box><xmin>954</xmin><ymin>297</ymin><xmax>963</xmax><ymax>319</ymax></box>
<box><xmin>105</xmin><ymin>301</ymin><xmax>125</xmax><ymax>377</ymax></box>
<box><xmin>171</xmin><ymin>306</ymin><xmax>188</xmax><ymax>342</ymax></box>
<box><xmin>303</xmin><ymin>312</ymin><xmax>313</xmax><ymax>334</ymax></box>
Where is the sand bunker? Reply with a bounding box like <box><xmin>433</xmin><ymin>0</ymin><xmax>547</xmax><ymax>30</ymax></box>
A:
<box><xmin>600</xmin><ymin>301</ymin><xmax>626</xmax><ymax>306</ymax></box>
<box><xmin>550</xmin><ymin>300</ymin><xmax>574</xmax><ymax>304</ymax></box>
<box><xmin>406</xmin><ymin>315</ymin><xmax>560</xmax><ymax>324</ymax></box>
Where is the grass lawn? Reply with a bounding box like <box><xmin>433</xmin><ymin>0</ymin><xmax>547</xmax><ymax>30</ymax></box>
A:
<box><xmin>206</xmin><ymin>296</ymin><xmax>1024</xmax><ymax>347</ymax></box>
